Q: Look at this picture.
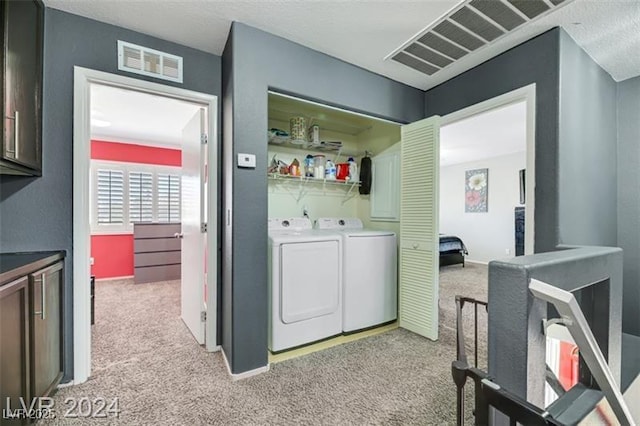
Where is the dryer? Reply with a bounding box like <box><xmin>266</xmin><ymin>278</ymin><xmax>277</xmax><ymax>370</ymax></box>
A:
<box><xmin>316</xmin><ymin>218</ymin><xmax>397</xmax><ymax>332</ymax></box>
<box><xmin>268</xmin><ymin>218</ymin><xmax>343</xmax><ymax>352</ymax></box>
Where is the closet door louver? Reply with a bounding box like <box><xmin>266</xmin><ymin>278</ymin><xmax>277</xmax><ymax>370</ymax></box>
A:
<box><xmin>96</xmin><ymin>169</ymin><xmax>124</xmax><ymax>225</ymax></box>
<box><xmin>399</xmin><ymin>116</ymin><xmax>440</xmax><ymax>340</ymax></box>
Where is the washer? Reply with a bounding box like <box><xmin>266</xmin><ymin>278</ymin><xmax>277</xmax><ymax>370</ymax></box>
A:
<box><xmin>316</xmin><ymin>217</ymin><xmax>397</xmax><ymax>332</ymax></box>
<box><xmin>268</xmin><ymin>218</ymin><xmax>343</xmax><ymax>352</ymax></box>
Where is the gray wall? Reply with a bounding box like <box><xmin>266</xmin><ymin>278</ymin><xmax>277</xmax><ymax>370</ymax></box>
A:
<box><xmin>617</xmin><ymin>76</ymin><xmax>640</xmax><ymax>336</ymax></box>
<box><xmin>424</xmin><ymin>29</ymin><xmax>561</xmax><ymax>253</ymax></box>
<box><xmin>489</xmin><ymin>246</ymin><xmax>623</xmax><ymax>409</ymax></box>
<box><xmin>425</xmin><ymin>27</ymin><xmax>623</xmax><ymax>257</ymax></box>
<box><xmin>222</xmin><ymin>22</ymin><xmax>425</xmax><ymax>374</ymax></box>
<box><xmin>221</xmin><ymin>28</ymin><xmax>235</xmax><ymax>367</ymax></box>
<box><xmin>0</xmin><ymin>9</ymin><xmax>221</xmax><ymax>380</ymax></box>
<box><xmin>558</xmin><ymin>31</ymin><xmax>618</xmax><ymax>247</ymax></box>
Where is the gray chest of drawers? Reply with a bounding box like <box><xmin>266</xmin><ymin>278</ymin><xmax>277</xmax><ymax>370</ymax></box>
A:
<box><xmin>133</xmin><ymin>223</ymin><xmax>181</xmax><ymax>284</ymax></box>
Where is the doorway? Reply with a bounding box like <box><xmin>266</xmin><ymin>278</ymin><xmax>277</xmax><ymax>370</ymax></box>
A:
<box><xmin>439</xmin><ymin>84</ymin><xmax>536</xmax><ymax>257</ymax></box>
<box><xmin>73</xmin><ymin>67</ymin><xmax>218</xmax><ymax>384</ymax></box>
<box><xmin>434</xmin><ymin>85</ymin><xmax>536</xmax><ymax>359</ymax></box>
<box><xmin>439</xmin><ymin>101</ymin><xmax>528</xmax><ymax>264</ymax></box>
<box><xmin>396</xmin><ymin>84</ymin><xmax>535</xmax><ymax>343</ymax></box>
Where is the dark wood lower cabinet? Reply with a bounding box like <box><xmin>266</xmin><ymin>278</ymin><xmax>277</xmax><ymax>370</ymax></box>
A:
<box><xmin>30</xmin><ymin>262</ymin><xmax>63</xmax><ymax>400</ymax></box>
<box><xmin>0</xmin><ymin>253</ymin><xmax>64</xmax><ymax>425</ymax></box>
<box><xmin>0</xmin><ymin>277</ymin><xmax>31</xmax><ymax>425</ymax></box>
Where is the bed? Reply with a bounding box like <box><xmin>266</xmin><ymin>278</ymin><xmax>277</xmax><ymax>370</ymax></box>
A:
<box><xmin>439</xmin><ymin>235</ymin><xmax>468</xmax><ymax>267</ymax></box>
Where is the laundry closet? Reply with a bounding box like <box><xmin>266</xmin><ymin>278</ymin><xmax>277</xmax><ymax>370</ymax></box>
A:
<box><xmin>267</xmin><ymin>92</ymin><xmax>401</xmax><ymax>354</ymax></box>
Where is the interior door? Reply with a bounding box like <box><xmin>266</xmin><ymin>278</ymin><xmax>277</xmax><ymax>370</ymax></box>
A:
<box><xmin>399</xmin><ymin>115</ymin><xmax>440</xmax><ymax>340</ymax></box>
<box><xmin>181</xmin><ymin>108</ymin><xmax>206</xmax><ymax>344</ymax></box>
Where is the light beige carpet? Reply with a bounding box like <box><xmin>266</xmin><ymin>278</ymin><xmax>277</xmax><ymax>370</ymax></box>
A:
<box><xmin>43</xmin><ymin>264</ymin><xmax>488</xmax><ymax>425</ymax></box>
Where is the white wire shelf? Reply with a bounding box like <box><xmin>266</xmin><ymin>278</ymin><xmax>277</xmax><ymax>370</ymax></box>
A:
<box><xmin>267</xmin><ymin>173</ymin><xmax>361</xmax><ymax>203</ymax></box>
<box><xmin>268</xmin><ymin>173</ymin><xmax>359</xmax><ymax>186</ymax></box>
<box><xmin>267</xmin><ymin>137</ymin><xmax>362</xmax><ymax>159</ymax></box>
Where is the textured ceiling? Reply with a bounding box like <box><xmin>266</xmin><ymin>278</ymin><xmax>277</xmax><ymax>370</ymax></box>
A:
<box><xmin>440</xmin><ymin>100</ymin><xmax>526</xmax><ymax>167</ymax></box>
<box><xmin>548</xmin><ymin>0</ymin><xmax>640</xmax><ymax>81</ymax></box>
<box><xmin>44</xmin><ymin>0</ymin><xmax>639</xmax><ymax>90</ymax></box>
<box><xmin>90</xmin><ymin>83</ymin><xmax>201</xmax><ymax>148</ymax></box>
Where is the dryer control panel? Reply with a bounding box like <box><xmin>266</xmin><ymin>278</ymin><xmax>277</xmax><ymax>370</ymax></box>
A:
<box><xmin>315</xmin><ymin>217</ymin><xmax>363</xmax><ymax>230</ymax></box>
<box><xmin>268</xmin><ymin>217</ymin><xmax>312</xmax><ymax>231</ymax></box>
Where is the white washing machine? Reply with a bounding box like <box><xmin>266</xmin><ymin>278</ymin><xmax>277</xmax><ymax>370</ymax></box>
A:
<box><xmin>316</xmin><ymin>217</ymin><xmax>397</xmax><ymax>332</ymax></box>
<box><xmin>268</xmin><ymin>218</ymin><xmax>343</xmax><ymax>352</ymax></box>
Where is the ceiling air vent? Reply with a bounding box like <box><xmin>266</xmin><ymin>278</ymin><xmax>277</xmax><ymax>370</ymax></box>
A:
<box><xmin>117</xmin><ymin>41</ymin><xmax>183</xmax><ymax>83</ymax></box>
<box><xmin>388</xmin><ymin>0</ymin><xmax>575</xmax><ymax>78</ymax></box>
<box><xmin>450</xmin><ymin>6</ymin><xmax>504</xmax><ymax>42</ymax></box>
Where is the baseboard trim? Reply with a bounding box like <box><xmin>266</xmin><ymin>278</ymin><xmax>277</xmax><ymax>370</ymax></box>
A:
<box><xmin>95</xmin><ymin>275</ymin><xmax>134</xmax><ymax>282</ymax></box>
<box><xmin>221</xmin><ymin>349</ymin><xmax>269</xmax><ymax>381</ymax></box>
<box><xmin>207</xmin><ymin>345</ymin><xmax>222</xmax><ymax>353</ymax></box>
<box><xmin>466</xmin><ymin>259</ymin><xmax>489</xmax><ymax>265</ymax></box>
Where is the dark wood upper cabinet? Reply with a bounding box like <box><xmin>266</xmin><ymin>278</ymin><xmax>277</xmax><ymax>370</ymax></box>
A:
<box><xmin>0</xmin><ymin>0</ymin><xmax>44</xmax><ymax>176</ymax></box>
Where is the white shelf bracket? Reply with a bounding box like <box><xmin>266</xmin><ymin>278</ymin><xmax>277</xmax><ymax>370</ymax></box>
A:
<box><xmin>341</xmin><ymin>180</ymin><xmax>359</xmax><ymax>204</ymax></box>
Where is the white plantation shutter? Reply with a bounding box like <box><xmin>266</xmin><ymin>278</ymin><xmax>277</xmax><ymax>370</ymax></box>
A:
<box><xmin>91</xmin><ymin>161</ymin><xmax>181</xmax><ymax>232</ymax></box>
<box><xmin>129</xmin><ymin>171</ymin><xmax>154</xmax><ymax>223</ymax></box>
<box><xmin>97</xmin><ymin>169</ymin><xmax>124</xmax><ymax>224</ymax></box>
<box><xmin>158</xmin><ymin>173</ymin><xmax>181</xmax><ymax>223</ymax></box>
<box><xmin>399</xmin><ymin>115</ymin><xmax>440</xmax><ymax>340</ymax></box>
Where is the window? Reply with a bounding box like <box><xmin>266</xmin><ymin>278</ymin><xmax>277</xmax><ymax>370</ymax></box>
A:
<box><xmin>91</xmin><ymin>161</ymin><xmax>181</xmax><ymax>233</ymax></box>
<box><xmin>96</xmin><ymin>169</ymin><xmax>124</xmax><ymax>224</ymax></box>
<box><xmin>157</xmin><ymin>173</ymin><xmax>181</xmax><ymax>223</ymax></box>
<box><xmin>129</xmin><ymin>171</ymin><xmax>154</xmax><ymax>223</ymax></box>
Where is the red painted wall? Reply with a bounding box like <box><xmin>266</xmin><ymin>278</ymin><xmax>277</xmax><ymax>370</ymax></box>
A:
<box><xmin>91</xmin><ymin>140</ymin><xmax>181</xmax><ymax>166</ymax></box>
<box><xmin>91</xmin><ymin>235</ymin><xmax>134</xmax><ymax>279</ymax></box>
<box><xmin>90</xmin><ymin>140</ymin><xmax>181</xmax><ymax>279</ymax></box>
<box><xmin>558</xmin><ymin>341</ymin><xmax>579</xmax><ymax>390</ymax></box>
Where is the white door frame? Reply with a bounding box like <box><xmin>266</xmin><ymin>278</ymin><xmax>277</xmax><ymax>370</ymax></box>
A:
<box><xmin>73</xmin><ymin>66</ymin><xmax>219</xmax><ymax>384</ymax></box>
<box><xmin>441</xmin><ymin>84</ymin><xmax>536</xmax><ymax>255</ymax></box>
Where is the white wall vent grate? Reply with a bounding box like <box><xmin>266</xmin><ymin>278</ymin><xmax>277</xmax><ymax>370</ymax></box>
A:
<box><xmin>117</xmin><ymin>41</ymin><xmax>183</xmax><ymax>83</ymax></box>
<box><xmin>388</xmin><ymin>0</ymin><xmax>576</xmax><ymax>78</ymax></box>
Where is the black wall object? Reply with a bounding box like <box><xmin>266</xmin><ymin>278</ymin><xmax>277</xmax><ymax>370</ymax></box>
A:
<box><xmin>519</xmin><ymin>169</ymin><xmax>525</xmax><ymax>205</ymax></box>
<box><xmin>515</xmin><ymin>206</ymin><xmax>525</xmax><ymax>256</ymax></box>
<box><xmin>359</xmin><ymin>156</ymin><xmax>372</xmax><ymax>195</ymax></box>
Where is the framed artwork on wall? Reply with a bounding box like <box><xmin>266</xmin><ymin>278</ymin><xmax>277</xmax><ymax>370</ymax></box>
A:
<box><xmin>465</xmin><ymin>168</ymin><xmax>488</xmax><ymax>213</ymax></box>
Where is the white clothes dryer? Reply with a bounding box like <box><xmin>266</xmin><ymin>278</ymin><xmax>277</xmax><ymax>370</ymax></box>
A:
<box><xmin>315</xmin><ymin>218</ymin><xmax>397</xmax><ymax>332</ymax></box>
<box><xmin>268</xmin><ymin>218</ymin><xmax>343</xmax><ymax>352</ymax></box>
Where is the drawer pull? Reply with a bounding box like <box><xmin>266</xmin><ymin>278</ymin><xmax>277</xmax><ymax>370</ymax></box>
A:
<box><xmin>5</xmin><ymin>111</ymin><xmax>19</xmax><ymax>159</ymax></box>
<box><xmin>33</xmin><ymin>273</ymin><xmax>46</xmax><ymax>320</ymax></box>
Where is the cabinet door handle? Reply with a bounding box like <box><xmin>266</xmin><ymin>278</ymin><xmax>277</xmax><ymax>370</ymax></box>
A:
<box><xmin>5</xmin><ymin>111</ymin><xmax>19</xmax><ymax>159</ymax></box>
<box><xmin>33</xmin><ymin>273</ymin><xmax>46</xmax><ymax>320</ymax></box>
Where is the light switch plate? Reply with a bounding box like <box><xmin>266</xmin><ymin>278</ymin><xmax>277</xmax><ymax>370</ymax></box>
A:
<box><xmin>237</xmin><ymin>153</ymin><xmax>256</xmax><ymax>168</ymax></box>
